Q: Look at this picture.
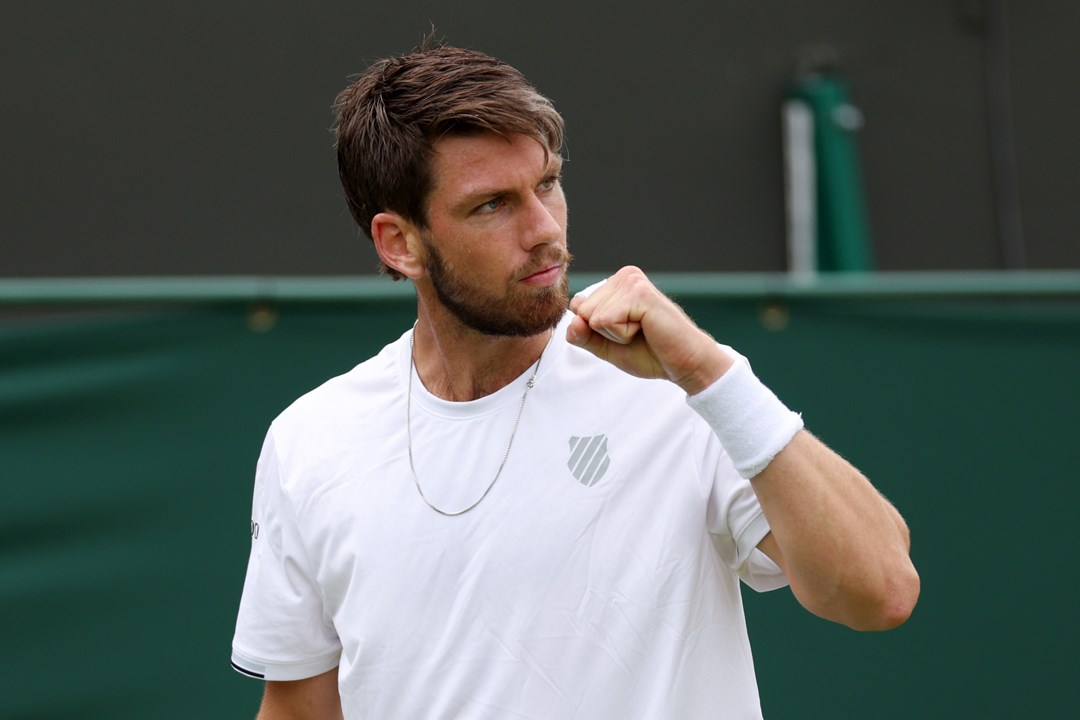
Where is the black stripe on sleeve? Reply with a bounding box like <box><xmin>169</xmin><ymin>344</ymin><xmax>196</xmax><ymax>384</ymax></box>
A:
<box><xmin>231</xmin><ymin>660</ymin><xmax>265</xmax><ymax>679</ymax></box>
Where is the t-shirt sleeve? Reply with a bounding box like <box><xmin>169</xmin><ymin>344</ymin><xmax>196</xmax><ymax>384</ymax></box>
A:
<box><xmin>690</xmin><ymin>386</ymin><xmax>789</xmax><ymax>593</ymax></box>
<box><xmin>231</xmin><ymin>428</ymin><xmax>342</xmax><ymax>681</ymax></box>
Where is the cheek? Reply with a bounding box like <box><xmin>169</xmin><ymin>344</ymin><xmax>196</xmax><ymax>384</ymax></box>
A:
<box><xmin>549</xmin><ymin>194</ymin><xmax>569</xmax><ymax>230</ymax></box>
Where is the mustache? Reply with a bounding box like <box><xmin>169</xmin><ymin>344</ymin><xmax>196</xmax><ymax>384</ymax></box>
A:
<box><xmin>515</xmin><ymin>247</ymin><xmax>573</xmax><ymax>282</ymax></box>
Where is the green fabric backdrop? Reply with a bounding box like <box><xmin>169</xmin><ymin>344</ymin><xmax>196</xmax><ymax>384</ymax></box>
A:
<box><xmin>1</xmin><ymin>284</ymin><xmax>1077</xmax><ymax>718</ymax></box>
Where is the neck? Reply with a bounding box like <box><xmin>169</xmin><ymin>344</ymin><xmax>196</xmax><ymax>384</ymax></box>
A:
<box><xmin>411</xmin><ymin>302</ymin><xmax>553</xmax><ymax>402</ymax></box>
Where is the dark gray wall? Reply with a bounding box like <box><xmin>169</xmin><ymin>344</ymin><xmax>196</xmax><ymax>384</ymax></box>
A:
<box><xmin>3</xmin><ymin>1</ymin><xmax>1077</xmax><ymax>276</ymax></box>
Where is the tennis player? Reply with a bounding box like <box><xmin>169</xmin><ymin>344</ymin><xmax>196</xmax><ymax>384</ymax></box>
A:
<box><xmin>231</xmin><ymin>41</ymin><xmax>919</xmax><ymax>719</ymax></box>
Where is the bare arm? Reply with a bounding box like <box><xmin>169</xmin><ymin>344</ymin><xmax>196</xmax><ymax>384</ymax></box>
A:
<box><xmin>568</xmin><ymin>267</ymin><xmax>920</xmax><ymax>631</ymax></box>
<box><xmin>752</xmin><ymin>430</ymin><xmax>919</xmax><ymax>630</ymax></box>
<box><xmin>256</xmin><ymin>667</ymin><xmax>342</xmax><ymax>720</ymax></box>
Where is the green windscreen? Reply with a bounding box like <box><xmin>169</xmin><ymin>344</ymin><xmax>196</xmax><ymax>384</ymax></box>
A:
<box><xmin>1</xmin><ymin>275</ymin><xmax>1077</xmax><ymax>718</ymax></box>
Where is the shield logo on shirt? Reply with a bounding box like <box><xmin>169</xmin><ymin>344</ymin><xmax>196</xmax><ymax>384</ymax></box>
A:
<box><xmin>568</xmin><ymin>435</ymin><xmax>610</xmax><ymax>487</ymax></box>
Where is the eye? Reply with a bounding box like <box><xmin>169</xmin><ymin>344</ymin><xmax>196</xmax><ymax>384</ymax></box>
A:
<box><xmin>538</xmin><ymin>175</ymin><xmax>561</xmax><ymax>192</ymax></box>
<box><xmin>475</xmin><ymin>197</ymin><xmax>504</xmax><ymax>215</ymax></box>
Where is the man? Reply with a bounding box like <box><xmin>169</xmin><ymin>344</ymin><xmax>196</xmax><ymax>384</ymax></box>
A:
<box><xmin>231</xmin><ymin>42</ymin><xmax>919</xmax><ymax>719</ymax></box>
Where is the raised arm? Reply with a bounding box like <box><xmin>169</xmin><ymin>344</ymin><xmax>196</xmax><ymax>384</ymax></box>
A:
<box><xmin>750</xmin><ymin>430</ymin><xmax>918</xmax><ymax>630</ymax></box>
<box><xmin>568</xmin><ymin>267</ymin><xmax>920</xmax><ymax>630</ymax></box>
<box><xmin>256</xmin><ymin>668</ymin><xmax>342</xmax><ymax>720</ymax></box>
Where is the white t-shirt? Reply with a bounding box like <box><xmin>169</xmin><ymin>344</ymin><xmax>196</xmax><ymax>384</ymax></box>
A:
<box><xmin>232</xmin><ymin>313</ymin><xmax>788</xmax><ymax>719</ymax></box>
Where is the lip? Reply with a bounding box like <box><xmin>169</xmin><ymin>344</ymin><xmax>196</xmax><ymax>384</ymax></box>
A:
<box><xmin>521</xmin><ymin>263</ymin><xmax>563</xmax><ymax>287</ymax></box>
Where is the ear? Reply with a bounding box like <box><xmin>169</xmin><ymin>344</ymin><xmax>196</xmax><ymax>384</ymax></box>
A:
<box><xmin>371</xmin><ymin>212</ymin><xmax>425</xmax><ymax>280</ymax></box>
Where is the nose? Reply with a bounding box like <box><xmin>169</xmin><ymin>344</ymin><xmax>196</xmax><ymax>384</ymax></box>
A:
<box><xmin>519</xmin><ymin>191</ymin><xmax>565</xmax><ymax>251</ymax></box>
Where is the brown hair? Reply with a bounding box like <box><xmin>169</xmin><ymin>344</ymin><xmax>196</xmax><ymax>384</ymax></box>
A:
<box><xmin>333</xmin><ymin>42</ymin><xmax>566</xmax><ymax>279</ymax></box>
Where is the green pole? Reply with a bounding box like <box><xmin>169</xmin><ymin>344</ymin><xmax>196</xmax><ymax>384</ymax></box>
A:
<box><xmin>788</xmin><ymin>74</ymin><xmax>874</xmax><ymax>272</ymax></box>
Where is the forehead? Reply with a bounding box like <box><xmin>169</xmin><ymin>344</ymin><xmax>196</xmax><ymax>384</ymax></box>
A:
<box><xmin>429</xmin><ymin>133</ymin><xmax>559</xmax><ymax>203</ymax></box>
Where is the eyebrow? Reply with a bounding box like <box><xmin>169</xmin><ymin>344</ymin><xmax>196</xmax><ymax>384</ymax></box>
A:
<box><xmin>451</xmin><ymin>155</ymin><xmax>564</xmax><ymax>214</ymax></box>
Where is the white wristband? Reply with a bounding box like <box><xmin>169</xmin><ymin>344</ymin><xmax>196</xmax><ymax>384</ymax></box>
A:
<box><xmin>686</xmin><ymin>353</ymin><xmax>804</xmax><ymax>479</ymax></box>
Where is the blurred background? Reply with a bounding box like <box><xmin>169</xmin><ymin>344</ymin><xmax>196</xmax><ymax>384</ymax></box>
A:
<box><xmin>4</xmin><ymin>0</ymin><xmax>1080</xmax><ymax>276</ymax></box>
<box><xmin>1</xmin><ymin>1</ymin><xmax>1078</xmax><ymax>718</ymax></box>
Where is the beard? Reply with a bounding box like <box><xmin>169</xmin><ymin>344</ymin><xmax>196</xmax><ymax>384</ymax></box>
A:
<box><xmin>421</xmin><ymin>232</ymin><xmax>572</xmax><ymax>337</ymax></box>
